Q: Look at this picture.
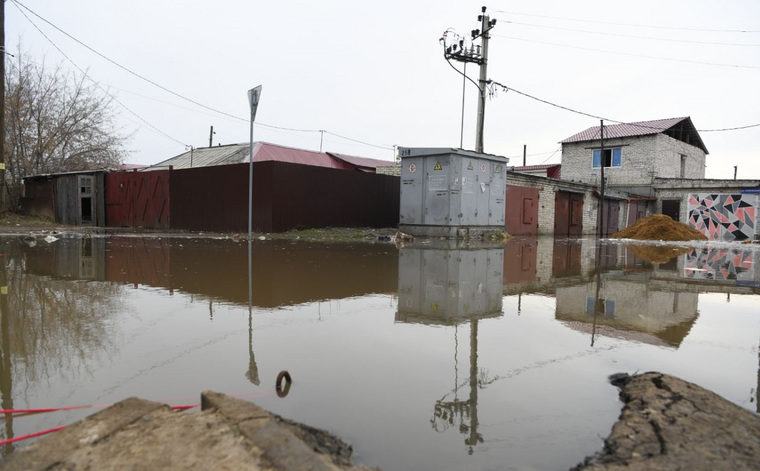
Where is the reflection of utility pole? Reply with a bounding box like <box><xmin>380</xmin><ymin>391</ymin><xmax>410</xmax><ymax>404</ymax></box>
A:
<box><xmin>592</xmin><ymin>241</ymin><xmax>603</xmax><ymax>347</ymax></box>
<box><xmin>246</xmin><ymin>239</ymin><xmax>260</xmax><ymax>385</ymax></box>
<box><xmin>0</xmin><ymin>254</ymin><xmax>14</xmax><ymax>455</ymax></box>
<box><xmin>430</xmin><ymin>321</ymin><xmax>483</xmax><ymax>454</ymax></box>
<box><xmin>465</xmin><ymin>319</ymin><xmax>482</xmax><ymax>454</ymax></box>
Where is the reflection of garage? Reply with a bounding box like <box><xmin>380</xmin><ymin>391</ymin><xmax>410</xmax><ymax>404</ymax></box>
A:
<box><xmin>505</xmin><ymin>185</ymin><xmax>539</xmax><ymax>235</ymax></box>
<box><xmin>555</xmin><ymin>190</ymin><xmax>584</xmax><ymax>236</ymax></box>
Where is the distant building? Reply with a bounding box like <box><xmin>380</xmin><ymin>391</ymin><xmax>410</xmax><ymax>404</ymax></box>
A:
<box><xmin>508</xmin><ymin>164</ymin><xmax>561</xmax><ymax>179</ymax></box>
<box><xmin>145</xmin><ymin>141</ymin><xmax>392</xmax><ymax>173</ymax></box>
<box><xmin>560</xmin><ymin>117</ymin><xmax>708</xmax><ymax>197</ymax></box>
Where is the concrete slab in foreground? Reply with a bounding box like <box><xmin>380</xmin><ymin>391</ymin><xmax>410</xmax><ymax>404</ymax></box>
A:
<box><xmin>1</xmin><ymin>391</ymin><xmax>377</xmax><ymax>471</ymax></box>
<box><xmin>573</xmin><ymin>372</ymin><xmax>760</xmax><ymax>471</ymax></box>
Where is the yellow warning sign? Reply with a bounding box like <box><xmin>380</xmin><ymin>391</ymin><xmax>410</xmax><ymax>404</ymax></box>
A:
<box><xmin>467</xmin><ymin>161</ymin><xmax>473</xmax><ymax>170</ymax></box>
<box><xmin>0</xmin><ymin>286</ymin><xmax>7</xmax><ymax>295</ymax></box>
<box><xmin>434</xmin><ymin>162</ymin><xmax>442</xmax><ymax>171</ymax></box>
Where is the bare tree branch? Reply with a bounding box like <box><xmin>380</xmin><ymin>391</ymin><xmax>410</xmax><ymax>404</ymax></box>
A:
<box><xmin>3</xmin><ymin>46</ymin><xmax>127</xmax><ymax>210</ymax></box>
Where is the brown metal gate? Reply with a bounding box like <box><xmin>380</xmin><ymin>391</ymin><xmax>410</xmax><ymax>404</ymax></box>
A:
<box><xmin>105</xmin><ymin>170</ymin><xmax>170</xmax><ymax>228</ymax></box>
<box><xmin>554</xmin><ymin>191</ymin><xmax>584</xmax><ymax>236</ymax></box>
<box><xmin>598</xmin><ymin>199</ymin><xmax>621</xmax><ymax>235</ymax></box>
<box><xmin>505</xmin><ymin>185</ymin><xmax>539</xmax><ymax>235</ymax></box>
<box><xmin>627</xmin><ymin>200</ymin><xmax>648</xmax><ymax>227</ymax></box>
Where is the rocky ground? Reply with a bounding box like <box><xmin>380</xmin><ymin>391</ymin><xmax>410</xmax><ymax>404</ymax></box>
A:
<box><xmin>573</xmin><ymin>372</ymin><xmax>760</xmax><ymax>470</ymax></box>
<box><xmin>1</xmin><ymin>392</ymin><xmax>377</xmax><ymax>471</ymax></box>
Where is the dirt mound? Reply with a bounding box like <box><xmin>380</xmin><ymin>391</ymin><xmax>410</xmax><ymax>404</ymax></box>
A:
<box><xmin>612</xmin><ymin>214</ymin><xmax>707</xmax><ymax>241</ymax></box>
<box><xmin>627</xmin><ymin>245</ymin><xmax>691</xmax><ymax>264</ymax></box>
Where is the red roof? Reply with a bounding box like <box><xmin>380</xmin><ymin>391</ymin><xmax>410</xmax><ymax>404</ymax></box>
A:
<box><xmin>253</xmin><ymin>142</ymin><xmax>345</xmax><ymax>169</ymax></box>
<box><xmin>560</xmin><ymin>117</ymin><xmax>708</xmax><ymax>154</ymax></box>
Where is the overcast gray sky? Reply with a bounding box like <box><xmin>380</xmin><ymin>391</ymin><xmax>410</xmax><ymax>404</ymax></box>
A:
<box><xmin>6</xmin><ymin>0</ymin><xmax>760</xmax><ymax>179</ymax></box>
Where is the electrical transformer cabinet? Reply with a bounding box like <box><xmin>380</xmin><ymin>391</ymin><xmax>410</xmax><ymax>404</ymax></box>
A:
<box><xmin>398</xmin><ymin>147</ymin><xmax>508</xmax><ymax>238</ymax></box>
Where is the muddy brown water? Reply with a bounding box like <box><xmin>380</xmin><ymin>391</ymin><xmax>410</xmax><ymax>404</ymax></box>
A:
<box><xmin>0</xmin><ymin>234</ymin><xmax>758</xmax><ymax>470</ymax></box>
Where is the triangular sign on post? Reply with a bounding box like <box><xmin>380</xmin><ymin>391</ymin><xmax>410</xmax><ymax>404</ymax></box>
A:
<box><xmin>248</xmin><ymin>85</ymin><xmax>263</xmax><ymax>121</ymax></box>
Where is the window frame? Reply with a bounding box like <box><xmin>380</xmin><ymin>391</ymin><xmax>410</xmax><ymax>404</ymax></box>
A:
<box><xmin>592</xmin><ymin>147</ymin><xmax>622</xmax><ymax>169</ymax></box>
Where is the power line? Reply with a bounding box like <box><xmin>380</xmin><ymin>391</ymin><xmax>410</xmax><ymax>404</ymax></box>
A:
<box><xmin>490</xmin><ymin>9</ymin><xmax>760</xmax><ymax>34</ymax></box>
<box><xmin>11</xmin><ymin>0</ymin><xmax>246</xmax><ymax>123</ymax></box>
<box><xmin>11</xmin><ymin>0</ymin><xmax>392</xmax><ymax>152</ymax></box>
<box><xmin>495</xmin><ymin>19</ymin><xmax>760</xmax><ymax>47</ymax></box>
<box><xmin>492</xmin><ymin>34</ymin><xmax>760</xmax><ymax>70</ymax></box>
<box><xmin>11</xmin><ymin>2</ymin><xmax>188</xmax><ymax>147</ymax></box>
<box><xmin>490</xmin><ymin>81</ymin><xmax>760</xmax><ymax>133</ymax></box>
<box><xmin>324</xmin><ymin>131</ymin><xmax>394</xmax><ymax>151</ymax></box>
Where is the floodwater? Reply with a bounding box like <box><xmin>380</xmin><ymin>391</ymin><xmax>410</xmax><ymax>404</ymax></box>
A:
<box><xmin>0</xmin><ymin>233</ymin><xmax>758</xmax><ymax>470</ymax></box>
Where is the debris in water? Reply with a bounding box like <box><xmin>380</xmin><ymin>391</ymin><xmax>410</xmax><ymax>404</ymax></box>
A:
<box><xmin>612</xmin><ymin>214</ymin><xmax>707</xmax><ymax>241</ymax></box>
<box><xmin>44</xmin><ymin>235</ymin><xmax>59</xmax><ymax>244</ymax></box>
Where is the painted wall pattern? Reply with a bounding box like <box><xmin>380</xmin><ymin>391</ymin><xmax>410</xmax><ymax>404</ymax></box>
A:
<box><xmin>687</xmin><ymin>193</ymin><xmax>757</xmax><ymax>241</ymax></box>
<box><xmin>683</xmin><ymin>248</ymin><xmax>754</xmax><ymax>281</ymax></box>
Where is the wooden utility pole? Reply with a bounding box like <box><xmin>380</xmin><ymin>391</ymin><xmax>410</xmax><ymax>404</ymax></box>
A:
<box><xmin>474</xmin><ymin>7</ymin><xmax>491</xmax><ymax>154</ymax></box>
<box><xmin>443</xmin><ymin>6</ymin><xmax>496</xmax><ymax>154</ymax></box>
<box><xmin>1</xmin><ymin>0</ymin><xmax>5</xmax><ymax>212</ymax></box>
<box><xmin>599</xmin><ymin>120</ymin><xmax>606</xmax><ymax>237</ymax></box>
<box><xmin>209</xmin><ymin>125</ymin><xmax>215</xmax><ymax>147</ymax></box>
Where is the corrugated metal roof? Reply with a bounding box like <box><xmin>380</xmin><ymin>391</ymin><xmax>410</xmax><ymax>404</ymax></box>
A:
<box><xmin>328</xmin><ymin>153</ymin><xmax>393</xmax><ymax>171</ymax></box>
<box><xmin>144</xmin><ymin>142</ymin><xmax>390</xmax><ymax>171</ymax></box>
<box><xmin>559</xmin><ymin>117</ymin><xmax>708</xmax><ymax>154</ymax></box>
<box><xmin>560</xmin><ymin>117</ymin><xmax>685</xmax><ymax>142</ymax></box>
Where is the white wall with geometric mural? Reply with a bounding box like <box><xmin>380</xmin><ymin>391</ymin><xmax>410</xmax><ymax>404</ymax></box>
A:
<box><xmin>686</xmin><ymin>192</ymin><xmax>758</xmax><ymax>241</ymax></box>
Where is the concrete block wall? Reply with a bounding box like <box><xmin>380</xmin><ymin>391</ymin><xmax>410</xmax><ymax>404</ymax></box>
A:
<box><xmin>654</xmin><ymin>134</ymin><xmax>706</xmax><ymax>179</ymax></box>
<box><xmin>561</xmin><ymin>134</ymin><xmax>706</xmax><ymax>188</ymax></box>
<box><xmin>561</xmin><ymin>136</ymin><xmax>657</xmax><ymax>186</ymax></box>
<box><xmin>377</xmin><ymin>165</ymin><xmax>401</xmax><ymax>176</ymax></box>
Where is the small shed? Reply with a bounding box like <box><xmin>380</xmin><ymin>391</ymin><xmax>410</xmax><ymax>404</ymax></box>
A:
<box><xmin>21</xmin><ymin>170</ymin><xmax>106</xmax><ymax>226</ymax></box>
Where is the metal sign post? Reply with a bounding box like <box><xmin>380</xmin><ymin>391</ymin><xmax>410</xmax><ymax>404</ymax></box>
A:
<box><xmin>248</xmin><ymin>85</ymin><xmax>262</xmax><ymax>239</ymax></box>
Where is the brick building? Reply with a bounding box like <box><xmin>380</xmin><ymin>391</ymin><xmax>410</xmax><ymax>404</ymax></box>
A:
<box><xmin>559</xmin><ymin>117</ymin><xmax>708</xmax><ymax>197</ymax></box>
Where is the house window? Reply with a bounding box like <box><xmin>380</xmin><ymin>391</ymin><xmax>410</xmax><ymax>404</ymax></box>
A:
<box><xmin>592</xmin><ymin>148</ymin><xmax>621</xmax><ymax>168</ymax></box>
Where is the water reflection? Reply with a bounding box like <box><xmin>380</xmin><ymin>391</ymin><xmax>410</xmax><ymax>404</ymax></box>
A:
<box><xmin>397</xmin><ymin>244</ymin><xmax>504</xmax><ymax>454</ymax></box>
<box><xmin>0</xmin><ymin>238</ymin><xmax>123</xmax><ymax>455</ymax></box>
<box><xmin>22</xmin><ymin>237</ymin><xmax>399</xmax><ymax>307</ymax></box>
<box><xmin>0</xmin><ymin>233</ymin><xmax>757</xmax><ymax>468</ymax></box>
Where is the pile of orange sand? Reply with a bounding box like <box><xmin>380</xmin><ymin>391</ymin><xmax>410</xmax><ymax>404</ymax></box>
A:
<box><xmin>611</xmin><ymin>214</ymin><xmax>707</xmax><ymax>241</ymax></box>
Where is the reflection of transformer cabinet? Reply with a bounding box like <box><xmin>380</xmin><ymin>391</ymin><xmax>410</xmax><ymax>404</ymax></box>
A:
<box><xmin>398</xmin><ymin>147</ymin><xmax>508</xmax><ymax>239</ymax></box>
<box><xmin>396</xmin><ymin>246</ymin><xmax>504</xmax><ymax>324</ymax></box>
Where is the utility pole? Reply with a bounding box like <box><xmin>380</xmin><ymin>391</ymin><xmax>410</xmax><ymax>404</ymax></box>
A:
<box><xmin>1</xmin><ymin>0</ymin><xmax>6</xmax><ymax>212</ymax></box>
<box><xmin>522</xmin><ymin>144</ymin><xmax>526</xmax><ymax>167</ymax></box>
<box><xmin>599</xmin><ymin>120</ymin><xmax>606</xmax><ymax>238</ymax></box>
<box><xmin>442</xmin><ymin>6</ymin><xmax>496</xmax><ymax>154</ymax></box>
<box><xmin>474</xmin><ymin>7</ymin><xmax>491</xmax><ymax>154</ymax></box>
<box><xmin>734</xmin><ymin>165</ymin><xmax>737</xmax><ymax>180</ymax></box>
<box><xmin>209</xmin><ymin>125</ymin><xmax>215</xmax><ymax>147</ymax></box>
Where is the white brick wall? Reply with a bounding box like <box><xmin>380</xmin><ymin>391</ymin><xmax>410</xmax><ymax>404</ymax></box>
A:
<box><xmin>561</xmin><ymin>134</ymin><xmax>706</xmax><ymax>188</ymax></box>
